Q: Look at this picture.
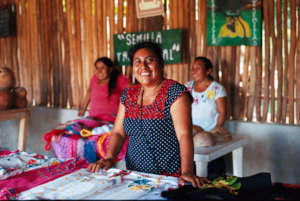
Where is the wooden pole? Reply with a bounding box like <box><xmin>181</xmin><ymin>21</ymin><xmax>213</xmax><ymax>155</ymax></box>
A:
<box><xmin>262</xmin><ymin>0</ymin><xmax>270</xmax><ymax>121</ymax></box>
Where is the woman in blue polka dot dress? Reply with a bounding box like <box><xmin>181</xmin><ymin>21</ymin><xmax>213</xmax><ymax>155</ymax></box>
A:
<box><xmin>87</xmin><ymin>41</ymin><xmax>208</xmax><ymax>188</ymax></box>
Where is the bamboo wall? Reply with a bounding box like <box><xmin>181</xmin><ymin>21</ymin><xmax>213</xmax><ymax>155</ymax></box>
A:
<box><xmin>0</xmin><ymin>0</ymin><xmax>299</xmax><ymax>125</ymax></box>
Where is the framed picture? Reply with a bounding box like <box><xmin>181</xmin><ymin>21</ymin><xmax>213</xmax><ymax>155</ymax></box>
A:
<box><xmin>206</xmin><ymin>0</ymin><xmax>262</xmax><ymax>46</ymax></box>
<box><xmin>135</xmin><ymin>0</ymin><xmax>164</xmax><ymax>19</ymax></box>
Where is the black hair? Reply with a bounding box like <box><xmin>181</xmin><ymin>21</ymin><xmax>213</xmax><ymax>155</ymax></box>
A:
<box><xmin>94</xmin><ymin>57</ymin><xmax>120</xmax><ymax>97</ymax></box>
<box><xmin>128</xmin><ymin>41</ymin><xmax>164</xmax><ymax>68</ymax></box>
<box><xmin>194</xmin><ymin>56</ymin><xmax>214</xmax><ymax>80</ymax></box>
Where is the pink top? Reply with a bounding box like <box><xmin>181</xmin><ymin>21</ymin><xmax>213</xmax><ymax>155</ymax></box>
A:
<box><xmin>89</xmin><ymin>74</ymin><xmax>130</xmax><ymax>122</ymax></box>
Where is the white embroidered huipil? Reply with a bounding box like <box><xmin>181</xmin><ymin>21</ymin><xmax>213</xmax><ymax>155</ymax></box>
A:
<box><xmin>185</xmin><ymin>81</ymin><xmax>227</xmax><ymax>131</ymax></box>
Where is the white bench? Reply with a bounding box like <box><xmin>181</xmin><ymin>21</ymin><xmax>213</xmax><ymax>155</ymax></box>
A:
<box><xmin>194</xmin><ymin>135</ymin><xmax>250</xmax><ymax>177</ymax></box>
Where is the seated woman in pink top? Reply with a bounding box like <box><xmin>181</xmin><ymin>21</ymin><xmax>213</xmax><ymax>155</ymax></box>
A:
<box><xmin>78</xmin><ymin>57</ymin><xmax>131</xmax><ymax>122</ymax></box>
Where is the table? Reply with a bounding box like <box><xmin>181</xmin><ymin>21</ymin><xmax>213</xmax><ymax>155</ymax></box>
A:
<box><xmin>0</xmin><ymin>108</ymin><xmax>31</xmax><ymax>151</ymax></box>
<box><xmin>194</xmin><ymin>135</ymin><xmax>250</xmax><ymax>177</ymax></box>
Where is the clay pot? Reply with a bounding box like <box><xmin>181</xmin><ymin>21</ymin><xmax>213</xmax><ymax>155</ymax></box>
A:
<box><xmin>0</xmin><ymin>89</ymin><xmax>13</xmax><ymax>110</ymax></box>
<box><xmin>13</xmin><ymin>87</ymin><xmax>28</xmax><ymax>108</ymax></box>
<box><xmin>0</xmin><ymin>67</ymin><xmax>15</xmax><ymax>90</ymax></box>
<box><xmin>15</xmin><ymin>97</ymin><xmax>28</xmax><ymax>108</ymax></box>
<box><xmin>14</xmin><ymin>87</ymin><xmax>27</xmax><ymax>98</ymax></box>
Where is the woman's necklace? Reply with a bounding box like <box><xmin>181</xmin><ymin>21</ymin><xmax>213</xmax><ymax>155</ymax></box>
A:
<box><xmin>140</xmin><ymin>88</ymin><xmax>144</xmax><ymax>112</ymax></box>
<box><xmin>140</xmin><ymin>81</ymin><xmax>163</xmax><ymax>106</ymax></box>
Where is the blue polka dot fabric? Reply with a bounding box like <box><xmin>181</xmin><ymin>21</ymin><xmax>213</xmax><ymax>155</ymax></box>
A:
<box><xmin>121</xmin><ymin>79</ymin><xmax>189</xmax><ymax>175</ymax></box>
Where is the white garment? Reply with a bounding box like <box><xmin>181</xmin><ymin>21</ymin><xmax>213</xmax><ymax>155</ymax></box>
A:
<box><xmin>185</xmin><ymin>81</ymin><xmax>227</xmax><ymax>131</ymax></box>
<box><xmin>91</xmin><ymin>123</ymin><xmax>114</xmax><ymax>135</ymax></box>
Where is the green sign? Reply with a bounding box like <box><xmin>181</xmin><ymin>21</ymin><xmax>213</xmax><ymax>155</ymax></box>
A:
<box><xmin>206</xmin><ymin>0</ymin><xmax>262</xmax><ymax>46</ymax></box>
<box><xmin>113</xmin><ymin>29</ymin><xmax>182</xmax><ymax>66</ymax></box>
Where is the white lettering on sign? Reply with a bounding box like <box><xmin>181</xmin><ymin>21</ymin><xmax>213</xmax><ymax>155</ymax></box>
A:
<box><xmin>123</xmin><ymin>32</ymin><xmax>163</xmax><ymax>46</ymax></box>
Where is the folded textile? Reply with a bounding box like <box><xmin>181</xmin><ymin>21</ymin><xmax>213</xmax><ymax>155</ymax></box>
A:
<box><xmin>43</xmin><ymin>129</ymin><xmax>65</xmax><ymax>151</ymax></box>
<box><xmin>92</xmin><ymin>123</ymin><xmax>114</xmax><ymax>135</ymax></box>
<box><xmin>44</xmin><ymin>118</ymin><xmax>113</xmax><ymax>161</ymax></box>
<box><xmin>51</xmin><ymin>134</ymin><xmax>82</xmax><ymax>160</ymax></box>
<box><xmin>65</xmin><ymin>123</ymin><xmax>83</xmax><ymax>135</ymax></box>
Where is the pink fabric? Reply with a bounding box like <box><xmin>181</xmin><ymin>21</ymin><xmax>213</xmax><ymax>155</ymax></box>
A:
<box><xmin>51</xmin><ymin>135</ymin><xmax>73</xmax><ymax>160</ymax></box>
<box><xmin>0</xmin><ymin>150</ymin><xmax>17</xmax><ymax>156</ymax></box>
<box><xmin>89</xmin><ymin>74</ymin><xmax>129</xmax><ymax>122</ymax></box>
<box><xmin>73</xmin><ymin>118</ymin><xmax>105</xmax><ymax>128</ymax></box>
<box><xmin>70</xmin><ymin>135</ymin><xmax>80</xmax><ymax>158</ymax></box>
<box><xmin>51</xmin><ymin>135</ymin><xmax>81</xmax><ymax>160</ymax></box>
<box><xmin>0</xmin><ymin>158</ymin><xmax>88</xmax><ymax>200</ymax></box>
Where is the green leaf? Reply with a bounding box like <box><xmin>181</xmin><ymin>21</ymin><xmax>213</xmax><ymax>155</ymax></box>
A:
<box><xmin>231</xmin><ymin>182</ymin><xmax>241</xmax><ymax>190</ymax></box>
<box><xmin>227</xmin><ymin>177</ymin><xmax>238</xmax><ymax>185</ymax></box>
<box><xmin>212</xmin><ymin>177</ymin><xmax>224</xmax><ymax>185</ymax></box>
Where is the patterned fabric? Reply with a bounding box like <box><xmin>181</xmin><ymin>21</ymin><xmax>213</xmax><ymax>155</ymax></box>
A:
<box><xmin>89</xmin><ymin>74</ymin><xmax>130</xmax><ymax>122</ymax></box>
<box><xmin>51</xmin><ymin>134</ymin><xmax>80</xmax><ymax>160</ymax></box>
<box><xmin>185</xmin><ymin>81</ymin><xmax>227</xmax><ymax>131</ymax></box>
<box><xmin>17</xmin><ymin>168</ymin><xmax>179</xmax><ymax>200</ymax></box>
<box><xmin>0</xmin><ymin>150</ymin><xmax>62</xmax><ymax>180</ymax></box>
<box><xmin>0</xmin><ymin>157</ymin><xmax>87</xmax><ymax>200</ymax></box>
<box><xmin>121</xmin><ymin>79</ymin><xmax>188</xmax><ymax>175</ymax></box>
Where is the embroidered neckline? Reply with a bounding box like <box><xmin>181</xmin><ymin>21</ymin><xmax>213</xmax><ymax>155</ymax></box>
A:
<box><xmin>192</xmin><ymin>81</ymin><xmax>215</xmax><ymax>95</ymax></box>
<box><xmin>136</xmin><ymin>79</ymin><xmax>166</xmax><ymax>108</ymax></box>
<box><xmin>124</xmin><ymin>79</ymin><xmax>176</xmax><ymax>120</ymax></box>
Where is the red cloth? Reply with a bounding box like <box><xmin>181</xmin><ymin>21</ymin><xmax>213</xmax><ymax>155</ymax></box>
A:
<box><xmin>43</xmin><ymin>129</ymin><xmax>65</xmax><ymax>151</ymax></box>
<box><xmin>89</xmin><ymin>74</ymin><xmax>129</xmax><ymax>122</ymax></box>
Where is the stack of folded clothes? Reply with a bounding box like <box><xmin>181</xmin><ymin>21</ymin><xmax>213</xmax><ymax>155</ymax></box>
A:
<box><xmin>43</xmin><ymin>117</ymin><xmax>128</xmax><ymax>163</ymax></box>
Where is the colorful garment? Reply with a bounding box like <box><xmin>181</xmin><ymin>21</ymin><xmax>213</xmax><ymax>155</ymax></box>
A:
<box><xmin>121</xmin><ymin>79</ymin><xmax>188</xmax><ymax>175</ymax></box>
<box><xmin>185</xmin><ymin>81</ymin><xmax>227</xmax><ymax>131</ymax></box>
<box><xmin>89</xmin><ymin>74</ymin><xmax>129</xmax><ymax>122</ymax></box>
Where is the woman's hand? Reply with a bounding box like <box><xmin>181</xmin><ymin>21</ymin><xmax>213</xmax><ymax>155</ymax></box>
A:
<box><xmin>87</xmin><ymin>158</ymin><xmax>115</xmax><ymax>173</ymax></box>
<box><xmin>78</xmin><ymin>108</ymin><xmax>85</xmax><ymax>116</ymax></box>
<box><xmin>179</xmin><ymin>172</ymin><xmax>210</xmax><ymax>188</ymax></box>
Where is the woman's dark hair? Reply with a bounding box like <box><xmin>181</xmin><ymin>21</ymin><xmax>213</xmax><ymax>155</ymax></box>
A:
<box><xmin>94</xmin><ymin>57</ymin><xmax>120</xmax><ymax>97</ymax></box>
<box><xmin>194</xmin><ymin>56</ymin><xmax>214</xmax><ymax>80</ymax></box>
<box><xmin>128</xmin><ymin>41</ymin><xmax>164</xmax><ymax>67</ymax></box>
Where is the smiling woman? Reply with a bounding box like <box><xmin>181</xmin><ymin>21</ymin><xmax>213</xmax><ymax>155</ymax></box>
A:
<box><xmin>87</xmin><ymin>41</ymin><xmax>209</xmax><ymax>188</ymax></box>
<box><xmin>185</xmin><ymin>56</ymin><xmax>232</xmax><ymax>178</ymax></box>
<box><xmin>78</xmin><ymin>57</ymin><xmax>130</xmax><ymax>122</ymax></box>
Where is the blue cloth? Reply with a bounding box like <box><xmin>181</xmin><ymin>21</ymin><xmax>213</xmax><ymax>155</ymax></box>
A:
<box><xmin>83</xmin><ymin>141</ymin><xmax>99</xmax><ymax>163</ymax></box>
